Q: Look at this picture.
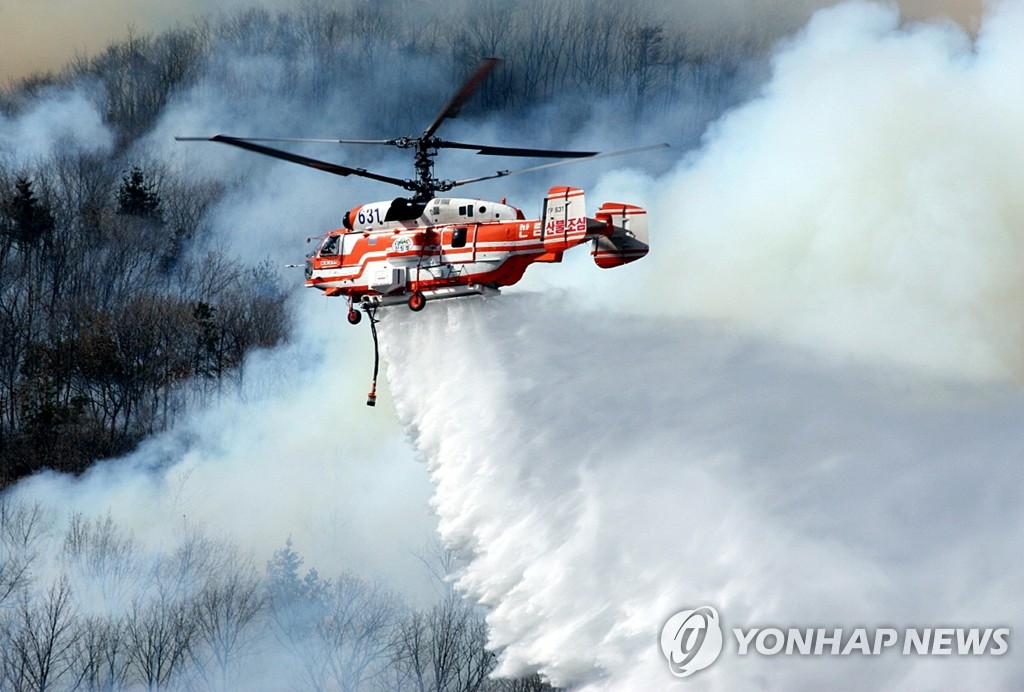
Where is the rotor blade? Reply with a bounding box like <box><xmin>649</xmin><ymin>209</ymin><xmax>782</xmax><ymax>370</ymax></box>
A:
<box><xmin>421</xmin><ymin>58</ymin><xmax>500</xmax><ymax>140</ymax></box>
<box><xmin>438</xmin><ymin>140</ymin><xmax>598</xmax><ymax>158</ymax></box>
<box><xmin>176</xmin><ymin>135</ymin><xmax>409</xmax><ymax>188</ymax></box>
<box><xmin>448</xmin><ymin>144</ymin><xmax>671</xmax><ymax>189</ymax></box>
<box><xmin>180</xmin><ymin>136</ymin><xmax>397</xmax><ymax>146</ymax></box>
<box><xmin>219</xmin><ymin>137</ymin><xmax>599</xmax><ymax>158</ymax></box>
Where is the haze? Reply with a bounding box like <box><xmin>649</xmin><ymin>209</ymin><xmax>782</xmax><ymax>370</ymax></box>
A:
<box><xmin>1</xmin><ymin>0</ymin><xmax>983</xmax><ymax>82</ymax></box>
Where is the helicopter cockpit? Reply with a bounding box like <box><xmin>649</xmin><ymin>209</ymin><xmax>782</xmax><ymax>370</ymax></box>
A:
<box><xmin>318</xmin><ymin>234</ymin><xmax>340</xmax><ymax>256</ymax></box>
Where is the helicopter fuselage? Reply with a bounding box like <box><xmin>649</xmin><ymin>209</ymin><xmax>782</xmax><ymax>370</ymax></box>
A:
<box><xmin>305</xmin><ymin>186</ymin><xmax>649</xmax><ymax>314</ymax></box>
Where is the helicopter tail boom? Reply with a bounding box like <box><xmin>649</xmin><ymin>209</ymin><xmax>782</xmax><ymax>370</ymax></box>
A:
<box><xmin>541</xmin><ymin>187</ymin><xmax>650</xmax><ymax>267</ymax></box>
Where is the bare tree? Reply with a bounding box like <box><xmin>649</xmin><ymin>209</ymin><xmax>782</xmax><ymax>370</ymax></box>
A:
<box><xmin>624</xmin><ymin>24</ymin><xmax>666</xmax><ymax>120</ymax></box>
<box><xmin>191</xmin><ymin>560</ymin><xmax>264</xmax><ymax>691</ymax></box>
<box><xmin>68</xmin><ymin>614</ymin><xmax>131</xmax><ymax>692</ymax></box>
<box><xmin>0</xmin><ymin>576</ymin><xmax>80</xmax><ymax>692</ymax></box>
<box><xmin>123</xmin><ymin>592</ymin><xmax>196</xmax><ymax>690</ymax></box>
<box><xmin>0</xmin><ymin>498</ymin><xmax>46</xmax><ymax>607</ymax></box>
<box><xmin>390</xmin><ymin>607</ymin><xmax>429</xmax><ymax>692</ymax></box>
<box><xmin>315</xmin><ymin>575</ymin><xmax>403</xmax><ymax>692</ymax></box>
<box><xmin>393</xmin><ymin>594</ymin><xmax>496</xmax><ymax>692</ymax></box>
<box><xmin>61</xmin><ymin>513</ymin><xmax>140</xmax><ymax>613</ymax></box>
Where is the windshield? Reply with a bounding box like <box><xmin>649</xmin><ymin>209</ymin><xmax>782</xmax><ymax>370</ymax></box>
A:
<box><xmin>319</xmin><ymin>235</ymin><xmax>340</xmax><ymax>256</ymax></box>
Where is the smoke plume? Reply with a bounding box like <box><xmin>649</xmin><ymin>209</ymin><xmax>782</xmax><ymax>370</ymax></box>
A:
<box><xmin>649</xmin><ymin>0</ymin><xmax>1024</xmax><ymax>381</ymax></box>
<box><xmin>0</xmin><ymin>86</ymin><xmax>112</xmax><ymax>163</ymax></box>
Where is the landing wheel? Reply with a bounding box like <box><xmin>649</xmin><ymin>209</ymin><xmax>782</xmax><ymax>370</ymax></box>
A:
<box><xmin>347</xmin><ymin>308</ymin><xmax>362</xmax><ymax>325</ymax></box>
<box><xmin>408</xmin><ymin>291</ymin><xmax>426</xmax><ymax>312</ymax></box>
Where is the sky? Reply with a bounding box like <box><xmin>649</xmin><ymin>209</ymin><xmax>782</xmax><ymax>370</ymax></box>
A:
<box><xmin>4</xmin><ymin>0</ymin><xmax>1023</xmax><ymax>688</ymax></box>
<box><xmin>0</xmin><ymin>0</ymin><xmax>985</xmax><ymax>83</ymax></box>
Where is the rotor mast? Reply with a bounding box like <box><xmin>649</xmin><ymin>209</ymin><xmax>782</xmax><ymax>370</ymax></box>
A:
<box><xmin>415</xmin><ymin>140</ymin><xmax>437</xmax><ymax>197</ymax></box>
<box><xmin>390</xmin><ymin>135</ymin><xmax>448</xmax><ymax>198</ymax></box>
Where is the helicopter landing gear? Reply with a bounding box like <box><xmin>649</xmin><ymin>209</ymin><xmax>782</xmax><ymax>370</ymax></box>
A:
<box><xmin>408</xmin><ymin>291</ymin><xmax>426</xmax><ymax>312</ymax></box>
<box><xmin>347</xmin><ymin>308</ymin><xmax>362</xmax><ymax>325</ymax></box>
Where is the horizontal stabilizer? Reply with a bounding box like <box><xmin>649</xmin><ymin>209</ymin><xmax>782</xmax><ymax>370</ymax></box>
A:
<box><xmin>591</xmin><ymin>203</ymin><xmax>649</xmax><ymax>268</ymax></box>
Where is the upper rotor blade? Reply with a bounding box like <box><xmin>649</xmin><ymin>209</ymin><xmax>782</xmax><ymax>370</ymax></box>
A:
<box><xmin>439</xmin><ymin>141</ymin><xmax>598</xmax><ymax>158</ymax></box>
<box><xmin>183</xmin><ymin>136</ymin><xmax>396</xmax><ymax>146</ymax></box>
<box><xmin>421</xmin><ymin>58</ymin><xmax>500</xmax><ymax>140</ymax></box>
<box><xmin>448</xmin><ymin>144</ymin><xmax>670</xmax><ymax>189</ymax></box>
<box><xmin>176</xmin><ymin>135</ymin><xmax>409</xmax><ymax>188</ymax></box>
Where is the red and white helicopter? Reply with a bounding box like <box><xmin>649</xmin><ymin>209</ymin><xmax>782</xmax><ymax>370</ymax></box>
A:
<box><xmin>180</xmin><ymin>59</ymin><xmax>663</xmax><ymax>403</ymax></box>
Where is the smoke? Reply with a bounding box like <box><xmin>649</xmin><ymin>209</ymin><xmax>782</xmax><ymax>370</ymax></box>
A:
<box><xmin>378</xmin><ymin>1</ymin><xmax>1024</xmax><ymax>689</ymax></box>
<box><xmin>649</xmin><ymin>0</ymin><xmax>1024</xmax><ymax>382</ymax></box>
<box><xmin>0</xmin><ymin>86</ymin><xmax>113</xmax><ymax>164</ymax></box>
<box><xmin>9</xmin><ymin>290</ymin><xmax>437</xmax><ymax>595</ymax></box>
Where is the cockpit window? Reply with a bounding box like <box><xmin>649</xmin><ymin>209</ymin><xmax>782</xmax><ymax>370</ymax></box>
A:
<box><xmin>320</xmin><ymin>235</ymin><xmax>340</xmax><ymax>256</ymax></box>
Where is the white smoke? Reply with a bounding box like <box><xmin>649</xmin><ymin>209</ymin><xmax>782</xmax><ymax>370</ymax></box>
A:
<box><xmin>649</xmin><ymin>0</ymin><xmax>1024</xmax><ymax>381</ymax></box>
<box><xmin>0</xmin><ymin>86</ymin><xmax>113</xmax><ymax>164</ymax></box>
<box><xmin>10</xmin><ymin>289</ymin><xmax>437</xmax><ymax>596</ymax></box>
<box><xmin>379</xmin><ymin>1</ymin><xmax>1024</xmax><ymax>689</ymax></box>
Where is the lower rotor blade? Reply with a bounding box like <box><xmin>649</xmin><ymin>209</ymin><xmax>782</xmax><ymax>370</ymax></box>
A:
<box><xmin>439</xmin><ymin>141</ymin><xmax>597</xmax><ymax>158</ymax></box>
<box><xmin>196</xmin><ymin>137</ymin><xmax>396</xmax><ymax>145</ymax></box>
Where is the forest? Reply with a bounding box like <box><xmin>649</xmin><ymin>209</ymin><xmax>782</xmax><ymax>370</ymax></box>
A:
<box><xmin>0</xmin><ymin>1</ymin><xmax>769</xmax><ymax>689</ymax></box>
<box><xmin>0</xmin><ymin>497</ymin><xmax>556</xmax><ymax>691</ymax></box>
<box><xmin>0</xmin><ymin>160</ymin><xmax>286</xmax><ymax>485</ymax></box>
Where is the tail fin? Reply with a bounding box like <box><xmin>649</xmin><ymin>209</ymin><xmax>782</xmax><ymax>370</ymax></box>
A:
<box><xmin>542</xmin><ymin>186</ymin><xmax>588</xmax><ymax>253</ymax></box>
<box><xmin>591</xmin><ymin>202</ymin><xmax>649</xmax><ymax>268</ymax></box>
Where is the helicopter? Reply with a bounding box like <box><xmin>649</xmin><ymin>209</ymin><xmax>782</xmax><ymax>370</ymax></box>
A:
<box><xmin>178</xmin><ymin>58</ymin><xmax>664</xmax><ymax>404</ymax></box>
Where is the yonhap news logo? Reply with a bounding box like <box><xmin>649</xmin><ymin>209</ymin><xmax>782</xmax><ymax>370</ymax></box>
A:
<box><xmin>660</xmin><ymin>606</ymin><xmax>1010</xmax><ymax>680</ymax></box>
<box><xmin>659</xmin><ymin>606</ymin><xmax>724</xmax><ymax>677</ymax></box>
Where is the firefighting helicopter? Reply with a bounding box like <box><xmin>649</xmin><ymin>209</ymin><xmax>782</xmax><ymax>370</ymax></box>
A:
<box><xmin>178</xmin><ymin>58</ymin><xmax>664</xmax><ymax>404</ymax></box>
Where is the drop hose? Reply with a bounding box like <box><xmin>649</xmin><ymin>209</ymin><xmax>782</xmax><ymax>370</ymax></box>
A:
<box><xmin>367</xmin><ymin>308</ymin><xmax>380</xmax><ymax>406</ymax></box>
